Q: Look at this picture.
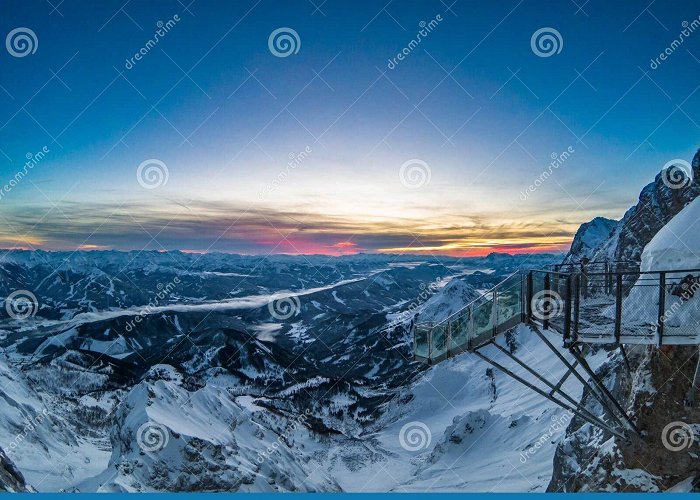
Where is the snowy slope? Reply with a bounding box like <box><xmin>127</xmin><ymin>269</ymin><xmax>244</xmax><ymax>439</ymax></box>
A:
<box><xmin>640</xmin><ymin>196</ymin><xmax>700</xmax><ymax>272</ymax></box>
<box><xmin>620</xmin><ymin>196</ymin><xmax>700</xmax><ymax>329</ymax></box>
<box><xmin>0</xmin><ymin>354</ymin><xmax>111</xmax><ymax>490</ymax></box>
<box><xmin>336</xmin><ymin>325</ymin><xmax>610</xmax><ymax>492</ymax></box>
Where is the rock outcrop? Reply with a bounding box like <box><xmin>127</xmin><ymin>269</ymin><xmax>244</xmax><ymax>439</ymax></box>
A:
<box><xmin>0</xmin><ymin>448</ymin><xmax>29</xmax><ymax>492</ymax></box>
<box><xmin>563</xmin><ymin>150</ymin><xmax>700</xmax><ymax>265</ymax></box>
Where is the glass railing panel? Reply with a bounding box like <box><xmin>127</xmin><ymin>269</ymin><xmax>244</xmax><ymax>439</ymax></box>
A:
<box><xmin>449</xmin><ymin>308</ymin><xmax>470</xmax><ymax>352</ymax></box>
<box><xmin>619</xmin><ymin>273</ymin><xmax>658</xmax><ymax>340</ymax></box>
<box><xmin>431</xmin><ymin>323</ymin><xmax>448</xmax><ymax>360</ymax></box>
<box><xmin>414</xmin><ymin>325</ymin><xmax>430</xmax><ymax>358</ymax></box>
<box><xmin>473</xmin><ymin>296</ymin><xmax>494</xmax><ymax>339</ymax></box>
<box><xmin>497</xmin><ymin>279</ymin><xmax>522</xmax><ymax>327</ymax></box>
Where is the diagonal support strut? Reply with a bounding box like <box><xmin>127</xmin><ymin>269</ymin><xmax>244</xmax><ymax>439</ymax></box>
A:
<box><xmin>473</xmin><ymin>348</ymin><xmax>626</xmax><ymax>439</ymax></box>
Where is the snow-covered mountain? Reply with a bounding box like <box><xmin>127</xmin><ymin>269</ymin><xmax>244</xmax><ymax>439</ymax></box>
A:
<box><xmin>1</xmin><ymin>204</ymin><xmax>697</xmax><ymax>492</ymax></box>
<box><xmin>0</xmin><ymin>251</ymin><xmax>569</xmax><ymax>492</ymax></box>
<box><xmin>552</xmin><ymin>151</ymin><xmax>700</xmax><ymax>491</ymax></box>
<box><xmin>563</xmin><ymin>217</ymin><xmax>617</xmax><ymax>264</ymax></box>
<box><xmin>563</xmin><ymin>150</ymin><xmax>700</xmax><ymax>265</ymax></box>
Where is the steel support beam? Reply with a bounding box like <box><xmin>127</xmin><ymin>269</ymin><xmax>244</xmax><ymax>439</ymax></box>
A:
<box><xmin>473</xmin><ymin>349</ymin><xmax>625</xmax><ymax>439</ymax></box>
<box><xmin>530</xmin><ymin>327</ymin><xmax>631</xmax><ymax>433</ymax></box>
<box><xmin>569</xmin><ymin>345</ymin><xmax>641</xmax><ymax>437</ymax></box>
<box><xmin>489</xmin><ymin>342</ymin><xmax>620</xmax><ymax>435</ymax></box>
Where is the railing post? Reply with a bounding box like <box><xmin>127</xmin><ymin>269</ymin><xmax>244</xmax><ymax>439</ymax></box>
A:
<box><xmin>657</xmin><ymin>272</ymin><xmax>666</xmax><ymax>346</ymax></box>
<box><xmin>520</xmin><ymin>273</ymin><xmax>526</xmax><ymax>323</ymax></box>
<box><xmin>563</xmin><ymin>275</ymin><xmax>572</xmax><ymax>346</ymax></box>
<box><xmin>614</xmin><ymin>274</ymin><xmax>622</xmax><ymax>343</ymax></box>
<box><xmin>428</xmin><ymin>325</ymin><xmax>433</xmax><ymax>364</ymax></box>
<box><xmin>412</xmin><ymin>323</ymin><xmax>417</xmax><ymax>360</ymax></box>
<box><xmin>527</xmin><ymin>271</ymin><xmax>533</xmax><ymax>322</ymax></box>
<box><xmin>447</xmin><ymin>321</ymin><xmax>452</xmax><ymax>358</ymax></box>
<box><xmin>604</xmin><ymin>261</ymin><xmax>610</xmax><ymax>295</ymax></box>
<box><xmin>573</xmin><ymin>273</ymin><xmax>580</xmax><ymax>343</ymax></box>
<box><xmin>543</xmin><ymin>273</ymin><xmax>551</xmax><ymax>330</ymax></box>
<box><xmin>492</xmin><ymin>289</ymin><xmax>498</xmax><ymax>338</ymax></box>
<box><xmin>468</xmin><ymin>306</ymin><xmax>475</xmax><ymax>351</ymax></box>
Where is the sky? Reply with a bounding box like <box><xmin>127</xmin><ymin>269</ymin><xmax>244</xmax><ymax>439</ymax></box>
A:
<box><xmin>0</xmin><ymin>0</ymin><xmax>699</xmax><ymax>256</ymax></box>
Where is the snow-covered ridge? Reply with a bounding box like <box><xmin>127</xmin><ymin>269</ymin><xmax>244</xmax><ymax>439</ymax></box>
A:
<box><xmin>563</xmin><ymin>149</ymin><xmax>700</xmax><ymax>265</ymax></box>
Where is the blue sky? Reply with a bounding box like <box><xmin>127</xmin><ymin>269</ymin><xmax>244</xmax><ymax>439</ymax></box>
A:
<box><xmin>0</xmin><ymin>0</ymin><xmax>699</xmax><ymax>254</ymax></box>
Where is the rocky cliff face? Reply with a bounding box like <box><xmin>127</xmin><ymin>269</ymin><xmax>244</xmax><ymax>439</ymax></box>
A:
<box><xmin>563</xmin><ymin>217</ymin><xmax>617</xmax><ymax>264</ymax></box>
<box><xmin>0</xmin><ymin>448</ymin><xmax>28</xmax><ymax>492</ymax></box>
<box><xmin>563</xmin><ymin>150</ymin><xmax>700</xmax><ymax>265</ymax></box>
<box><xmin>551</xmin><ymin>148</ymin><xmax>700</xmax><ymax>492</ymax></box>
<box><xmin>548</xmin><ymin>345</ymin><xmax>700</xmax><ymax>492</ymax></box>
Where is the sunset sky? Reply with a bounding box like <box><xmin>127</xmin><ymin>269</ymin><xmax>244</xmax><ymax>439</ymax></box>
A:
<box><xmin>1</xmin><ymin>0</ymin><xmax>699</xmax><ymax>256</ymax></box>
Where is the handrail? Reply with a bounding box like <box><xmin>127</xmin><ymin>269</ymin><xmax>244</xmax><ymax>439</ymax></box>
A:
<box><xmin>415</xmin><ymin>271</ymin><xmax>523</xmax><ymax>329</ymax></box>
<box><xmin>530</xmin><ymin>269</ymin><xmax>575</xmax><ymax>277</ymax></box>
<box><xmin>566</xmin><ymin>267</ymin><xmax>700</xmax><ymax>276</ymax></box>
<box><xmin>415</xmin><ymin>265</ymin><xmax>700</xmax><ymax>364</ymax></box>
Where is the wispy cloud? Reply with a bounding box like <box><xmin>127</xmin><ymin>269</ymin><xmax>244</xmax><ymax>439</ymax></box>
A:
<box><xmin>0</xmin><ymin>199</ymin><xmax>573</xmax><ymax>255</ymax></box>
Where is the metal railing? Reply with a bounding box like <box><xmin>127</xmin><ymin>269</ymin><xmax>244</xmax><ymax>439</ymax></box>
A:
<box><xmin>551</xmin><ymin>260</ymin><xmax>640</xmax><ymax>275</ymax></box>
<box><xmin>414</xmin><ymin>264</ymin><xmax>700</xmax><ymax>363</ymax></box>
<box><xmin>414</xmin><ymin>273</ymin><xmax>525</xmax><ymax>364</ymax></box>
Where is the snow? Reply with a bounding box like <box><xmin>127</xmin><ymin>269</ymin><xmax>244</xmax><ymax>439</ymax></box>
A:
<box><xmin>327</xmin><ymin>324</ymin><xmax>606</xmax><ymax>492</ymax></box>
<box><xmin>640</xmin><ymin>196</ymin><xmax>700</xmax><ymax>272</ymax></box>
<box><xmin>620</xmin><ymin>197</ymin><xmax>700</xmax><ymax>335</ymax></box>
<box><xmin>417</xmin><ymin>278</ymin><xmax>480</xmax><ymax>324</ymax></box>
<box><xmin>0</xmin><ymin>355</ymin><xmax>110</xmax><ymax>491</ymax></box>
